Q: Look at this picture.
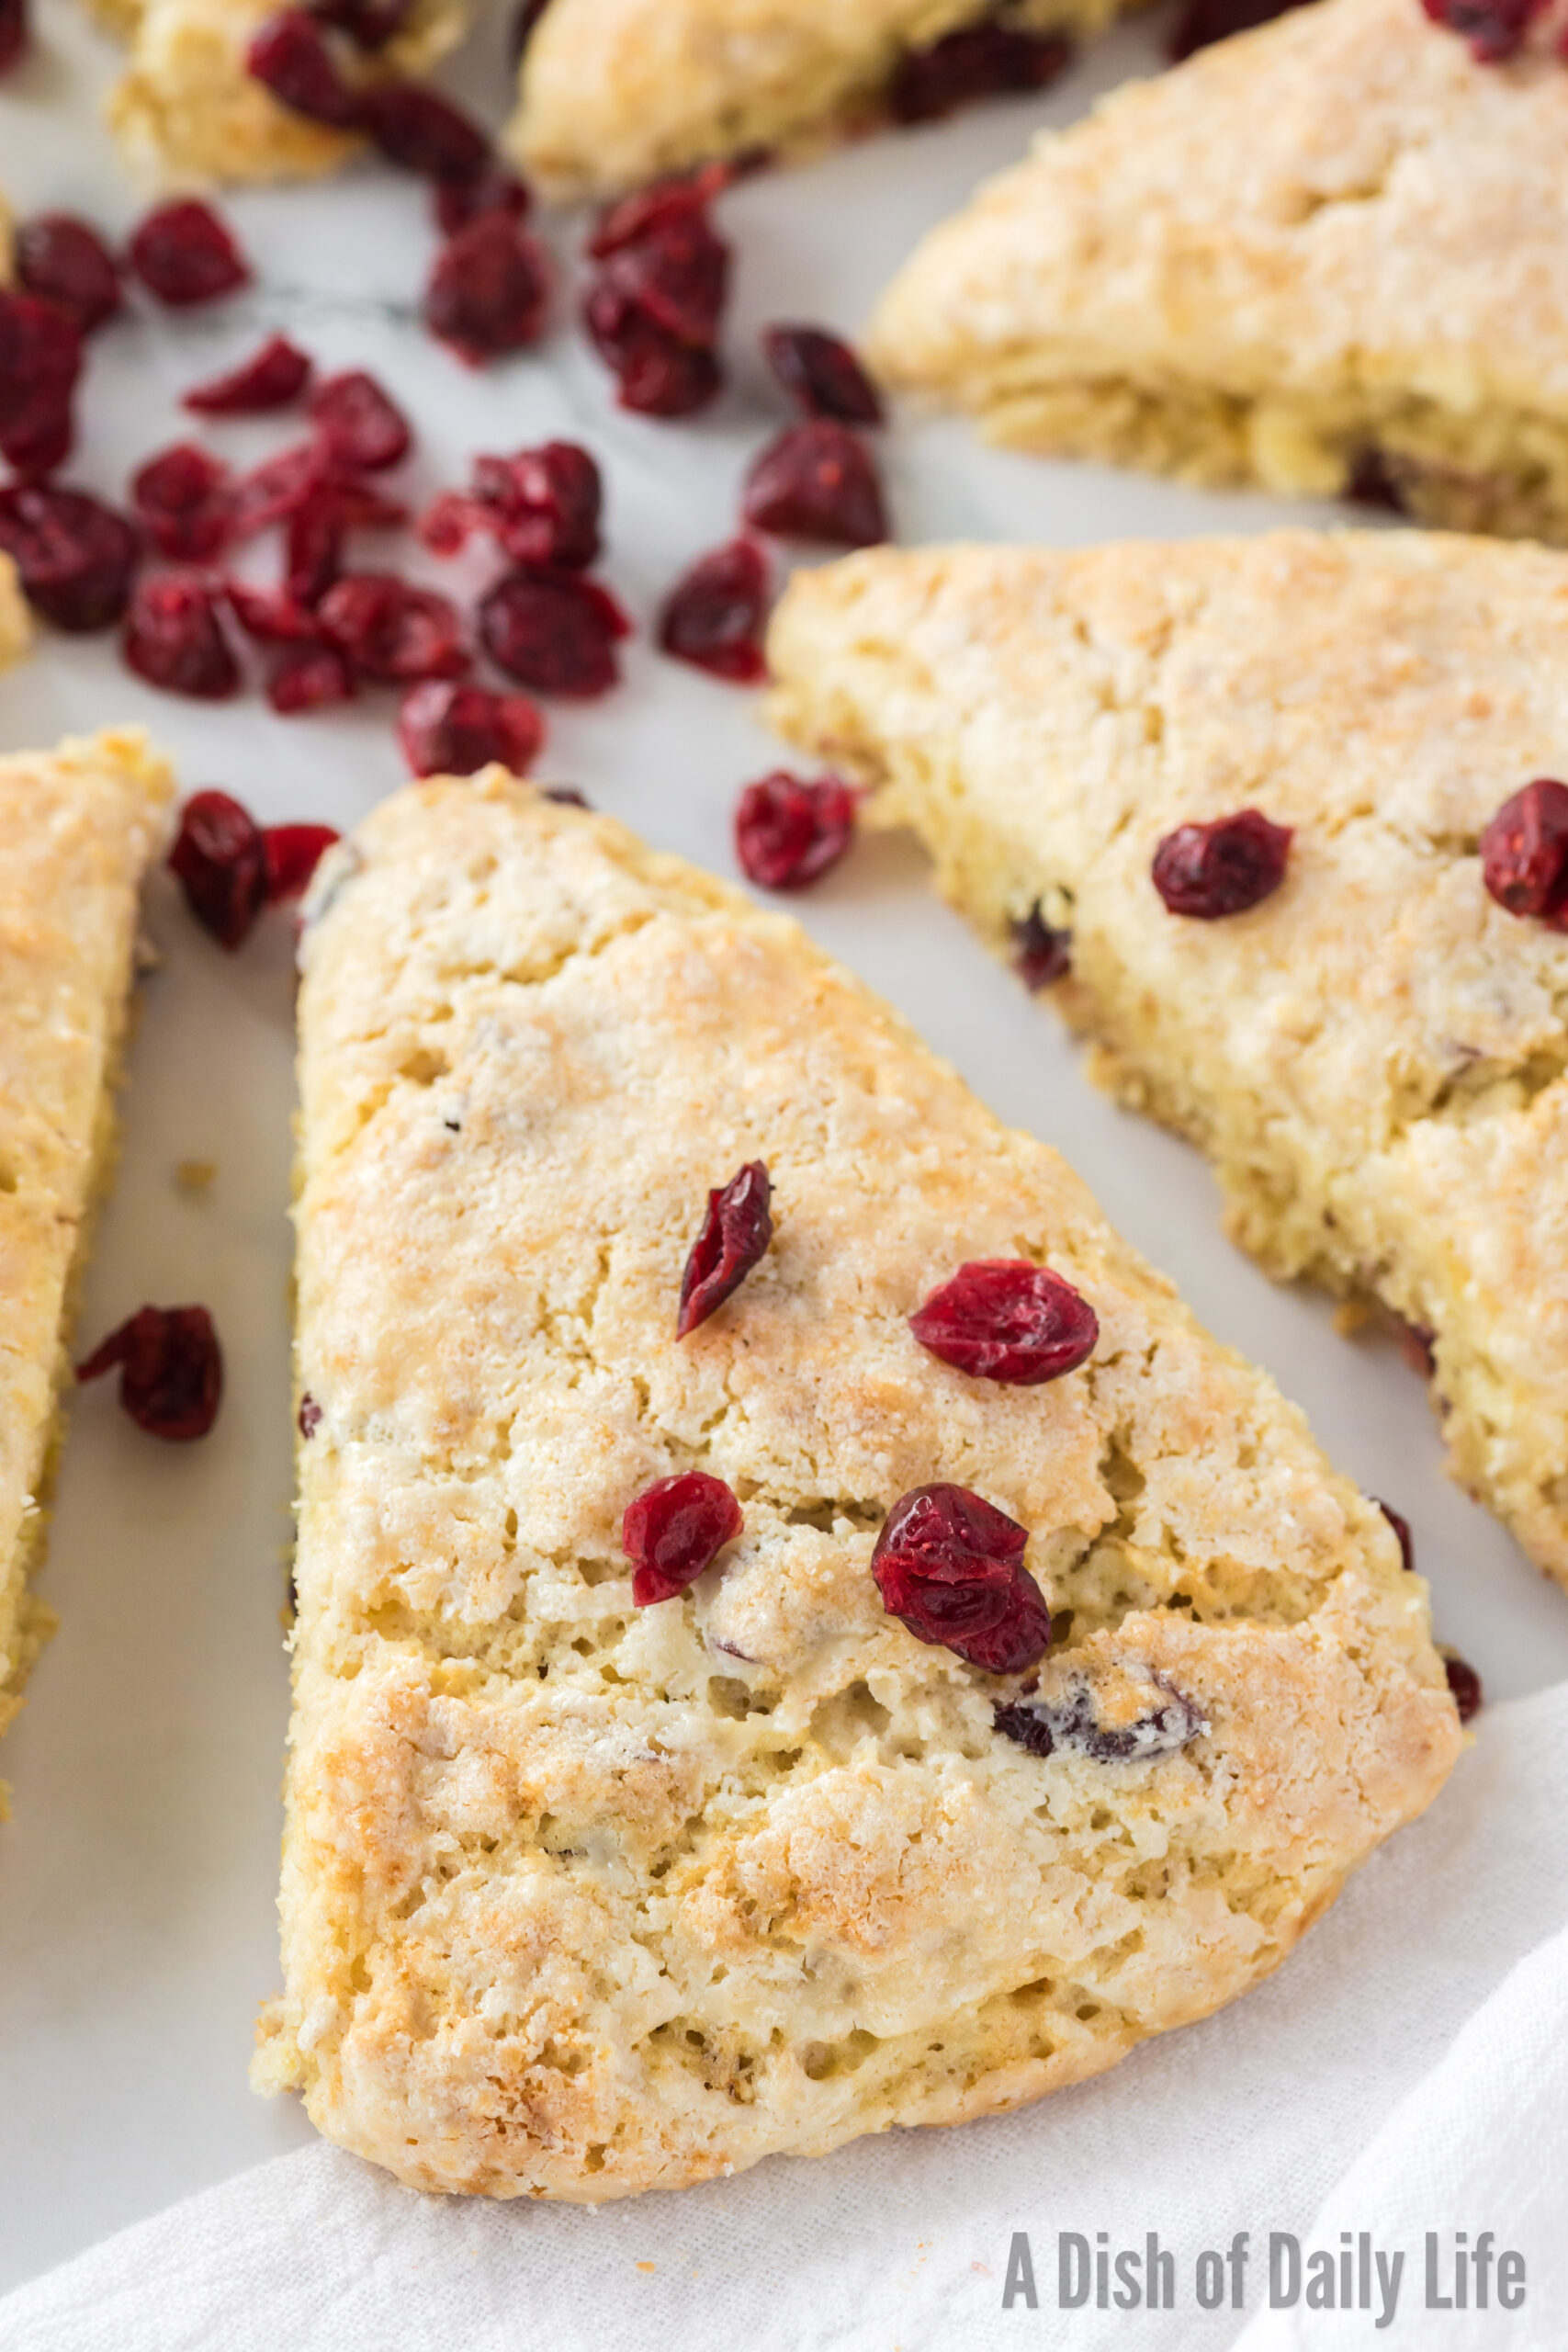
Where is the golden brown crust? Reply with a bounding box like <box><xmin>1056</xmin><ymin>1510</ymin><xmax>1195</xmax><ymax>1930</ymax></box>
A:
<box><xmin>256</xmin><ymin>775</ymin><xmax>1458</xmax><ymax>2199</ymax></box>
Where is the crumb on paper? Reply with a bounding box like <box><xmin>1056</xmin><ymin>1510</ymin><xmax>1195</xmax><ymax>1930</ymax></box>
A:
<box><xmin>636</xmin><ymin>2261</ymin><xmax>655</xmax><ymax>2274</ymax></box>
<box><xmin>1333</xmin><ymin>1298</ymin><xmax>1373</xmax><ymax>1338</ymax></box>
<box><xmin>175</xmin><ymin>1158</ymin><xmax>217</xmax><ymax>1193</ymax></box>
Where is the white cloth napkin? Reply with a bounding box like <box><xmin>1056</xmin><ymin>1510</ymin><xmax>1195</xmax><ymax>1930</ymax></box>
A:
<box><xmin>7</xmin><ymin>1685</ymin><xmax>1567</xmax><ymax>2352</ymax></box>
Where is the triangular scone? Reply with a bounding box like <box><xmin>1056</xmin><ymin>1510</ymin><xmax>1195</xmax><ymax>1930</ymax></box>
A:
<box><xmin>869</xmin><ymin>0</ymin><xmax>1568</xmax><ymax>541</ymax></box>
<box><xmin>0</xmin><ymin>732</ymin><xmax>175</xmax><ymax>1752</ymax></box>
<box><xmin>767</xmin><ymin>530</ymin><xmax>1568</xmax><ymax>1584</ymax></box>
<box><xmin>254</xmin><ymin>772</ymin><xmax>1458</xmax><ymax>2200</ymax></box>
<box><xmin>507</xmin><ymin>0</ymin><xmax>1128</xmax><ymax>202</ymax></box>
<box><xmin>101</xmin><ymin>0</ymin><xmax>468</xmax><ymax>184</ymax></box>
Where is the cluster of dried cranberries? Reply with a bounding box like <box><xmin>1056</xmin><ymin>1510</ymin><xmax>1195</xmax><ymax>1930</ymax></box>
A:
<box><xmin>169</xmin><ymin>789</ymin><xmax>339</xmax><ymax>950</ymax></box>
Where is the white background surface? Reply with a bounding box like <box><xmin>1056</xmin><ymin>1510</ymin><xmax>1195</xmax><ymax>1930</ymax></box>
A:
<box><xmin>3</xmin><ymin>0</ymin><xmax>1567</xmax><ymax>2302</ymax></box>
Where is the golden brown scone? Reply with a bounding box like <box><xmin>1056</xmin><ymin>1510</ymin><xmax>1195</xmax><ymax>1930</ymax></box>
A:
<box><xmin>508</xmin><ymin>0</ymin><xmax>1128</xmax><ymax>201</ymax></box>
<box><xmin>767</xmin><ymin>530</ymin><xmax>1568</xmax><ymax>1586</ymax></box>
<box><xmin>0</xmin><ymin>732</ymin><xmax>175</xmax><ymax>1757</ymax></box>
<box><xmin>869</xmin><ymin>0</ymin><xmax>1568</xmax><ymax>541</ymax></box>
<box><xmin>105</xmin><ymin>0</ymin><xmax>468</xmax><ymax>186</ymax></box>
<box><xmin>254</xmin><ymin>773</ymin><xmax>1459</xmax><ymax>2200</ymax></box>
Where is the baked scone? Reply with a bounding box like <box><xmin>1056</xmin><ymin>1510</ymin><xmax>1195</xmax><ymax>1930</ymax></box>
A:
<box><xmin>508</xmin><ymin>0</ymin><xmax>1129</xmax><ymax>202</ymax></box>
<box><xmin>102</xmin><ymin>0</ymin><xmax>468</xmax><ymax>185</ymax></box>
<box><xmin>869</xmin><ymin>0</ymin><xmax>1568</xmax><ymax>541</ymax></box>
<box><xmin>0</xmin><ymin>730</ymin><xmax>175</xmax><ymax>1757</ymax></box>
<box><xmin>254</xmin><ymin>772</ymin><xmax>1459</xmax><ymax>2200</ymax></box>
<box><xmin>767</xmin><ymin>530</ymin><xmax>1568</xmax><ymax>1586</ymax></box>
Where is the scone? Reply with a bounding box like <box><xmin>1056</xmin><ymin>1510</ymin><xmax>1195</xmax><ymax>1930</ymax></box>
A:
<box><xmin>254</xmin><ymin>772</ymin><xmax>1459</xmax><ymax>2200</ymax></box>
<box><xmin>869</xmin><ymin>0</ymin><xmax>1568</xmax><ymax>541</ymax></box>
<box><xmin>767</xmin><ymin>530</ymin><xmax>1568</xmax><ymax>1586</ymax></box>
<box><xmin>0</xmin><ymin>730</ymin><xmax>175</xmax><ymax>1756</ymax></box>
<box><xmin>508</xmin><ymin>0</ymin><xmax>1128</xmax><ymax>202</ymax></box>
<box><xmin>101</xmin><ymin>0</ymin><xmax>468</xmax><ymax>185</ymax></box>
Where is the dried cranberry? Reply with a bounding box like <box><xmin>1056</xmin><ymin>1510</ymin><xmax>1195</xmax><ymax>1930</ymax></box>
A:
<box><xmin>16</xmin><ymin>214</ymin><xmax>121</xmax><ymax>335</ymax></box>
<box><xmin>594</xmin><ymin>212</ymin><xmax>728</xmax><ymax>348</ymax></box>
<box><xmin>0</xmin><ymin>485</ymin><xmax>139</xmax><ymax>631</ymax></box>
<box><xmin>589</xmin><ymin>165</ymin><xmax>733</xmax><ymax>259</ymax></box>
<box><xmin>1011</xmin><ymin>903</ymin><xmax>1071</xmax><ymax>989</ymax></box>
<box><xmin>1152</xmin><ymin>808</ymin><xmax>1292</xmax><ymax>919</ymax></box>
<box><xmin>427</xmin><ymin>443</ymin><xmax>601</xmax><ymax>570</ymax></box>
<box><xmin>361</xmin><ymin>81</ymin><xmax>490</xmax><ymax>177</ymax></box>
<box><xmin>1345</xmin><ymin>447</ymin><xmax>1408</xmax><ymax>514</ymax></box>
<box><xmin>265</xmin><ymin>821</ymin><xmax>340</xmax><ymax>899</ymax></box>
<box><xmin>230</xmin><ymin>439</ymin><xmax>332</xmax><ymax>537</ymax></box>
<box><xmin>225</xmin><ymin>580</ymin><xmax>321</xmax><ymax>640</ymax></box>
<box><xmin>1445</xmin><ymin>1653</ymin><xmax>1483</xmax><ymax>1722</ymax></box>
<box><xmin>734</xmin><ymin>773</ymin><xmax>855</xmax><ymax>890</ymax></box>
<box><xmin>742</xmin><ymin>421</ymin><xmax>887</xmax><ymax>548</ymax></box>
<box><xmin>888</xmin><ymin>22</ymin><xmax>1070</xmax><ymax>123</ymax></box>
<box><xmin>623</xmin><ymin>1470</ymin><xmax>743</xmax><ymax>1606</ymax></box>
<box><xmin>1479</xmin><ymin>778</ymin><xmax>1568</xmax><ymax>922</ymax></box>
<box><xmin>1375</xmin><ymin>1499</ymin><xmax>1415</xmax><ymax>1572</ymax></box>
<box><xmin>246</xmin><ymin>8</ymin><xmax>364</xmax><ymax>126</ymax></box>
<box><xmin>1168</xmin><ymin>0</ymin><xmax>1308</xmax><ymax>58</ymax></box>
<box><xmin>124</xmin><ymin>573</ymin><xmax>242</xmax><ymax>699</ymax></box>
<box><xmin>434</xmin><ymin>170</ymin><xmax>531</xmax><ymax>236</ymax></box>
<box><xmin>659</xmin><ymin>537</ymin><xmax>770</xmax><ymax>683</ymax></box>
<box><xmin>310</xmin><ymin>0</ymin><xmax>412</xmax><ymax>49</ymax></box>
<box><xmin>544</xmin><ymin>786</ymin><xmax>589</xmax><ymax>808</ymax></box>
<box><xmin>184</xmin><ymin>334</ymin><xmax>312</xmax><ymax>414</ymax></box>
<box><xmin>0</xmin><ymin>0</ymin><xmax>27</xmax><ymax>74</ymax></box>
<box><xmin>77</xmin><ymin>1305</ymin><xmax>223</xmax><ymax>1440</ymax></box>
<box><xmin>130</xmin><ymin>444</ymin><xmax>233</xmax><ymax>563</ymax></box>
<box><xmin>268</xmin><ymin>641</ymin><xmax>356</xmax><ymax>712</ymax></box>
<box><xmin>0</xmin><ymin>290</ymin><xmax>83</xmax><ymax>475</ymax></box>
<box><xmin>425</xmin><ymin>215</ymin><xmax>550</xmax><ymax>365</ymax></box>
<box><xmin>129</xmin><ymin>200</ymin><xmax>251</xmax><ymax>307</ymax></box>
<box><xmin>996</xmin><ymin>1679</ymin><xmax>1206</xmax><ymax>1763</ymax></box>
<box><xmin>909</xmin><ymin>1260</ymin><xmax>1099</xmax><ymax>1386</ymax></box>
<box><xmin>284</xmin><ymin>498</ymin><xmax>344</xmax><ymax>605</ymax></box>
<box><xmin>763</xmin><ymin>324</ymin><xmax>883</xmax><ymax>425</ymax></box>
<box><xmin>314</xmin><ymin>572</ymin><xmax>464</xmax><ymax>683</ymax></box>
<box><xmin>169</xmin><ymin>790</ymin><xmax>267</xmax><ymax>946</ymax></box>
<box><xmin>677</xmin><ymin>1160</ymin><xmax>773</xmax><ymax>1338</ymax></box>
<box><xmin>478</xmin><ymin>568</ymin><xmax>626</xmax><ymax>697</ymax></box>
<box><xmin>872</xmin><ymin>1484</ymin><xmax>1051</xmax><ymax>1675</ymax></box>
<box><xmin>397</xmin><ymin>678</ymin><xmax>544</xmax><ymax>776</ymax></box>
<box><xmin>308</xmin><ymin>368</ymin><xmax>411</xmax><ymax>470</ymax></box>
<box><xmin>1419</xmin><ymin>0</ymin><xmax>1540</xmax><ymax>60</ymax></box>
<box><xmin>584</xmin><ymin>285</ymin><xmax>721</xmax><ymax>416</ymax></box>
<box><xmin>298</xmin><ymin>1392</ymin><xmax>322</xmax><ymax>1437</ymax></box>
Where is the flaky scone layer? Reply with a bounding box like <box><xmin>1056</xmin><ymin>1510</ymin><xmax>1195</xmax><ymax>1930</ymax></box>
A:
<box><xmin>768</xmin><ymin>531</ymin><xmax>1568</xmax><ymax>1585</ymax></box>
<box><xmin>256</xmin><ymin>774</ymin><xmax>1457</xmax><ymax>2201</ymax></box>
<box><xmin>870</xmin><ymin>0</ymin><xmax>1568</xmax><ymax>541</ymax></box>
<box><xmin>0</xmin><ymin>731</ymin><xmax>176</xmax><ymax>1742</ymax></box>
<box><xmin>508</xmin><ymin>0</ymin><xmax>1128</xmax><ymax>201</ymax></box>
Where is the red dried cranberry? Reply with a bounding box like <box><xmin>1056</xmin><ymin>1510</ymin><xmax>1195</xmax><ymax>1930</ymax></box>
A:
<box><xmin>361</xmin><ymin>80</ymin><xmax>490</xmax><ymax>177</ymax></box>
<box><xmin>0</xmin><ymin>0</ymin><xmax>27</xmax><ymax>74</ymax></box>
<box><xmin>0</xmin><ymin>290</ymin><xmax>83</xmax><ymax>475</ymax></box>
<box><xmin>1168</xmin><ymin>0</ymin><xmax>1308</xmax><ymax>58</ymax></box>
<box><xmin>285</xmin><ymin>498</ymin><xmax>344</xmax><ymax>605</ymax></box>
<box><xmin>397</xmin><ymin>678</ymin><xmax>544</xmax><ymax>776</ymax></box>
<box><xmin>16</xmin><ymin>214</ymin><xmax>121</xmax><ymax>335</ymax></box>
<box><xmin>872</xmin><ymin>1484</ymin><xmax>1052</xmax><ymax>1675</ymax></box>
<box><xmin>1419</xmin><ymin>0</ymin><xmax>1540</xmax><ymax>60</ymax></box>
<box><xmin>594</xmin><ymin>212</ymin><xmax>728</xmax><ymax>348</ymax></box>
<box><xmin>434</xmin><ymin>170</ymin><xmax>531</xmax><ymax>236</ymax></box>
<box><xmin>225</xmin><ymin>580</ymin><xmax>321</xmax><ymax>641</ymax></box>
<box><xmin>888</xmin><ymin>23</ymin><xmax>1070</xmax><ymax>123</ymax></box>
<box><xmin>230</xmin><ymin>439</ymin><xmax>332</xmax><ymax>537</ymax></box>
<box><xmin>1011</xmin><ymin>903</ymin><xmax>1071</xmax><ymax>989</ymax></box>
<box><xmin>129</xmin><ymin>200</ymin><xmax>251</xmax><ymax>307</ymax></box>
<box><xmin>1346</xmin><ymin>447</ymin><xmax>1408</xmax><ymax>514</ymax></box>
<box><xmin>1445</xmin><ymin>1653</ymin><xmax>1483</xmax><ymax>1722</ymax></box>
<box><xmin>124</xmin><ymin>573</ymin><xmax>242</xmax><ymax>699</ymax></box>
<box><xmin>1479</xmin><ymin>778</ymin><xmax>1568</xmax><ymax>922</ymax></box>
<box><xmin>623</xmin><ymin>1470</ymin><xmax>743</xmax><ymax>1606</ymax></box>
<box><xmin>763</xmin><ymin>324</ymin><xmax>883</xmax><ymax>425</ymax></box>
<box><xmin>317</xmin><ymin>571</ymin><xmax>467</xmax><ymax>682</ymax></box>
<box><xmin>588</xmin><ymin>164</ymin><xmax>733</xmax><ymax>259</ymax></box>
<box><xmin>583</xmin><ymin>285</ymin><xmax>721</xmax><ymax>416</ymax></box>
<box><xmin>742</xmin><ymin>421</ymin><xmax>888</xmax><ymax>548</ymax></box>
<box><xmin>130</xmin><ymin>444</ymin><xmax>233</xmax><ymax>563</ymax></box>
<box><xmin>184</xmin><ymin>334</ymin><xmax>312</xmax><ymax>414</ymax></box>
<box><xmin>298</xmin><ymin>1392</ymin><xmax>322</xmax><ymax>1437</ymax></box>
<box><xmin>308</xmin><ymin>368</ymin><xmax>412</xmax><ymax>470</ymax></box>
<box><xmin>246</xmin><ymin>8</ymin><xmax>365</xmax><ymax>126</ymax></box>
<box><xmin>734</xmin><ymin>773</ymin><xmax>855</xmax><ymax>890</ymax></box>
<box><xmin>1375</xmin><ymin>1499</ymin><xmax>1415</xmax><ymax>1572</ymax></box>
<box><xmin>268</xmin><ymin>641</ymin><xmax>356</xmax><ymax>712</ymax></box>
<box><xmin>909</xmin><ymin>1260</ymin><xmax>1099</xmax><ymax>1385</ymax></box>
<box><xmin>1152</xmin><ymin>808</ymin><xmax>1292</xmax><ymax>919</ymax></box>
<box><xmin>658</xmin><ymin>537</ymin><xmax>770</xmax><ymax>683</ymax></box>
<box><xmin>677</xmin><ymin>1160</ymin><xmax>773</xmax><ymax>1338</ymax></box>
<box><xmin>265</xmin><ymin>821</ymin><xmax>340</xmax><ymax>899</ymax></box>
<box><xmin>170</xmin><ymin>789</ymin><xmax>267</xmax><ymax>947</ymax></box>
<box><xmin>310</xmin><ymin>0</ymin><xmax>412</xmax><ymax>49</ymax></box>
<box><xmin>478</xmin><ymin>568</ymin><xmax>626</xmax><ymax>697</ymax></box>
<box><xmin>77</xmin><ymin>1305</ymin><xmax>223</xmax><ymax>1440</ymax></box>
<box><xmin>425</xmin><ymin>214</ymin><xmax>550</xmax><ymax>365</ymax></box>
<box><xmin>544</xmin><ymin>786</ymin><xmax>588</xmax><ymax>808</ymax></box>
<box><xmin>427</xmin><ymin>443</ymin><xmax>601</xmax><ymax>569</ymax></box>
<box><xmin>0</xmin><ymin>486</ymin><xmax>139</xmax><ymax>631</ymax></box>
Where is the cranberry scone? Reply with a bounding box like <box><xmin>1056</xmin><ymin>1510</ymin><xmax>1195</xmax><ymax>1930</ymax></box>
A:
<box><xmin>253</xmin><ymin>771</ymin><xmax>1458</xmax><ymax>2199</ymax></box>
<box><xmin>869</xmin><ymin>0</ymin><xmax>1568</xmax><ymax>540</ymax></box>
<box><xmin>508</xmin><ymin>0</ymin><xmax>1123</xmax><ymax>202</ymax></box>
<box><xmin>767</xmin><ymin>530</ymin><xmax>1568</xmax><ymax>1586</ymax></box>
<box><xmin>100</xmin><ymin>0</ymin><xmax>469</xmax><ymax>185</ymax></box>
<box><xmin>0</xmin><ymin>731</ymin><xmax>175</xmax><ymax>1757</ymax></box>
